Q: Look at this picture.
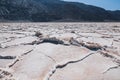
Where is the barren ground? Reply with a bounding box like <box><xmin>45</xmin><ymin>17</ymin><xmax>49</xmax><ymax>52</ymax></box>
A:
<box><xmin>0</xmin><ymin>22</ymin><xmax>120</xmax><ymax>80</ymax></box>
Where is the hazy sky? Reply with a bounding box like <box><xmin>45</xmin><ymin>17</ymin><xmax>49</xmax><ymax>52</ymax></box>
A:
<box><xmin>64</xmin><ymin>0</ymin><xmax>120</xmax><ymax>10</ymax></box>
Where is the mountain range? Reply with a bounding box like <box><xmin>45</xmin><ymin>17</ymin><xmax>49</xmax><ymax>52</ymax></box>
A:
<box><xmin>0</xmin><ymin>0</ymin><xmax>120</xmax><ymax>22</ymax></box>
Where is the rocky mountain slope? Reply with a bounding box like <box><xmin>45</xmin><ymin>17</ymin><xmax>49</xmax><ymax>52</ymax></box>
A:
<box><xmin>0</xmin><ymin>22</ymin><xmax>120</xmax><ymax>80</ymax></box>
<box><xmin>0</xmin><ymin>0</ymin><xmax>120</xmax><ymax>22</ymax></box>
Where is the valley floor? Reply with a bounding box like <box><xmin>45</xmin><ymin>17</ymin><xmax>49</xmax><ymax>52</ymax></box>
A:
<box><xmin>0</xmin><ymin>22</ymin><xmax>120</xmax><ymax>80</ymax></box>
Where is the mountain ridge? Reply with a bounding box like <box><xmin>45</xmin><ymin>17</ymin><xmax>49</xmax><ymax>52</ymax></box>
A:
<box><xmin>0</xmin><ymin>0</ymin><xmax>120</xmax><ymax>22</ymax></box>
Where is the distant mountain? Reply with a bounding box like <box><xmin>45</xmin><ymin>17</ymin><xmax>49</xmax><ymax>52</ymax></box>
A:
<box><xmin>0</xmin><ymin>0</ymin><xmax>120</xmax><ymax>22</ymax></box>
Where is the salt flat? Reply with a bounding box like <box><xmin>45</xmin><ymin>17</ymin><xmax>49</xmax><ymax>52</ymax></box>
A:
<box><xmin>0</xmin><ymin>22</ymin><xmax>120</xmax><ymax>80</ymax></box>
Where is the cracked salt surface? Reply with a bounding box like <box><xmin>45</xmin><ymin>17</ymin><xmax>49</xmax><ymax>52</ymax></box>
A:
<box><xmin>0</xmin><ymin>23</ymin><xmax>120</xmax><ymax>80</ymax></box>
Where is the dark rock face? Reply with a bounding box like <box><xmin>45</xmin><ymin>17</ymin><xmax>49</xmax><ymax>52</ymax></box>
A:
<box><xmin>0</xmin><ymin>0</ymin><xmax>120</xmax><ymax>22</ymax></box>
